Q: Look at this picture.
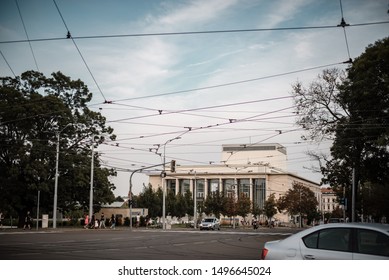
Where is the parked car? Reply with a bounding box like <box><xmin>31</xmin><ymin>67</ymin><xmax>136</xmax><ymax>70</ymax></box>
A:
<box><xmin>199</xmin><ymin>217</ymin><xmax>220</xmax><ymax>230</ymax></box>
<box><xmin>328</xmin><ymin>218</ymin><xmax>342</xmax><ymax>223</ymax></box>
<box><xmin>261</xmin><ymin>223</ymin><xmax>389</xmax><ymax>260</ymax></box>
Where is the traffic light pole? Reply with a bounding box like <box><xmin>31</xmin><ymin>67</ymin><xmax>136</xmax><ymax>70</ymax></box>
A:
<box><xmin>128</xmin><ymin>161</ymin><xmax>175</xmax><ymax>231</ymax></box>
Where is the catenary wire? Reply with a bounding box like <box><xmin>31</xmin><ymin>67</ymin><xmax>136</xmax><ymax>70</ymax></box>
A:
<box><xmin>0</xmin><ymin>21</ymin><xmax>388</xmax><ymax>44</ymax></box>
<box><xmin>52</xmin><ymin>0</ymin><xmax>108</xmax><ymax>103</ymax></box>
<box><xmin>14</xmin><ymin>0</ymin><xmax>39</xmax><ymax>71</ymax></box>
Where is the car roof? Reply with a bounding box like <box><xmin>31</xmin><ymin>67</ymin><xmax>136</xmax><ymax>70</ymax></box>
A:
<box><xmin>284</xmin><ymin>223</ymin><xmax>389</xmax><ymax>241</ymax></box>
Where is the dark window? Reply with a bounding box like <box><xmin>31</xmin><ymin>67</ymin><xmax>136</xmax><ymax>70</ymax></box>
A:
<box><xmin>303</xmin><ymin>228</ymin><xmax>351</xmax><ymax>252</ymax></box>
<box><xmin>303</xmin><ymin>231</ymin><xmax>319</xmax><ymax>249</ymax></box>
<box><xmin>356</xmin><ymin>229</ymin><xmax>389</xmax><ymax>257</ymax></box>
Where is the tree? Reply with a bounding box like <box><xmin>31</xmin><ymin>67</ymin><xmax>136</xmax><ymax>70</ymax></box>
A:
<box><xmin>263</xmin><ymin>193</ymin><xmax>278</xmax><ymax>226</ymax></box>
<box><xmin>136</xmin><ymin>184</ymin><xmax>161</xmax><ymax>219</ymax></box>
<box><xmin>0</xmin><ymin>71</ymin><xmax>116</xmax><ymax>226</ymax></box>
<box><xmin>222</xmin><ymin>195</ymin><xmax>237</xmax><ymax>226</ymax></box>
<box><xmin>277</xmin><ymin>183</ymin><xmax>318</xmax><ymax>227</ymax></box>
<box><xmin>183</xmin><ymin>189</ymin><xmax>194</xmax><ymax>218</ymax></box>
<box><xmin>204</xmin><ymin>191</ymin><xmax>225</xmax><ymax>219</ymax></box>
<box><xmin>251</xmin><ymin>202</ymin><xmax>263</xmax><ymax>220</ymax></box>
<box><xmin>292</xmin><ymin>37</ymin><xmax>389</xmax><ymax>221</ymax></box>
<box><xmin>236</xmin><ymin>193</ymin><xmax>251</xmax><ymax>223</ymax></box>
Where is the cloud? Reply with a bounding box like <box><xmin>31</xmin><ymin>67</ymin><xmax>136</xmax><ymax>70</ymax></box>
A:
<box><xmin>154</xmin><ymin>0</ymin><xmax>240</xmax><ymax>27</ymax></box>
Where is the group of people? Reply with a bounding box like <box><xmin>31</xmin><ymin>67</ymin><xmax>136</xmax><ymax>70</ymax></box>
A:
<box><xmin>84</xmin><ymin>213</ymin><xmax>117</xmax><ymax>229</ymax></box>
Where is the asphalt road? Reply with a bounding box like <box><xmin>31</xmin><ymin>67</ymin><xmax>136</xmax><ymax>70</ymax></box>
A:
<box><xmin>0</xmin><ymin>227</ymin><xmax>299</xmax><ymax>260</ymax></box>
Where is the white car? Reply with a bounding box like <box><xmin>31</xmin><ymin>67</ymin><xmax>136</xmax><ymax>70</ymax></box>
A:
<box><xmin>199</xmin><ymin>218</ymin><xmax>220</xmax><ymax>230</ymax></box>
<box><xmin>261</xmin><ymin>223</ymin><xmax>389</xmax><ymax>260</ymax></box>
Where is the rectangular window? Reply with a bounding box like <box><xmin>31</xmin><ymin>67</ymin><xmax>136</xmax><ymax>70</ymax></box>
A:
<box><xmin>238</xmin><ymin>179</ymin><xmax>250</xmax><ymax>197</ymax></box>
<box><xmin>166</xmin><ymin>179</ymin><xmax>176</xmax><ymax>194</ymax></box>
<box><xmin>223</xmin><ymin>179</ymin><xmax>235</xmax><ymax>197</ymax></box>
<box><xmin>208</xmin><ymin>179</ymin><xmax>220</xmax><ymax>194</ymax></box>
<box><xmin>179</xmin><ymin>179</ymin><xmax>190</xmax><ymax>194</ymax></box>
<box><xmin>195</xmin><ymin>179</ymin><xmax>205</xmax><ymax>200</ymax></box>
<box><xmin>253</xmin><ymin>178</ymin><xmax>266</xmax><ymax>209</ymax></box>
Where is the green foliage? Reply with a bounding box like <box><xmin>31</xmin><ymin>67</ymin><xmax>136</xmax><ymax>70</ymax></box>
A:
<box><xmin>277</xmin><ymin>182</ymin><xmax>318</xmax><ymax>225</ymax></box>
<box><xmin>263</xmin><ymin>193</ymin><xmax>278</xmax><ymax>221</ymax></box>
<box><xmin>236</xmin><ymin>193</ymin><xmax>251</xmax><ymax>220</ymax></box>
<box><xmin>203</xmin><ymin>191</ymin><xmax>225</xmax><ymax>219</ymax></box>
<box><xmin>0</xmin><ymin>71</ymin><xmax>116</xmax><ymax>226</ymax></box>
<box><xmin>292</xmin><ymin>37</ymin><xmax>389</xmax><ymax>221</ymax></box>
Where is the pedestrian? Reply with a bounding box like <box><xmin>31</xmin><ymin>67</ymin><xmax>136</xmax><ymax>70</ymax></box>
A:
<box><xmin>0</xmin><ymin>210</ymin><xmax>3</xmax><ymax>229</ymax></box>
<box><xmin>23</xmin><ymin>211</ymin><xmax>32</xmax><ymax>230</ymax></box>
<box><xmin>110</xmin><ymin>214</ymin><xmax>116</xmax><ymax>229</ymax></box>
<box><xmin>99</xmin><ymin>213</ymin><xmax>106</xmax><ymax>229</ymax></box>
<box><xmin>84</xmin><ymin>214</ymin><xmax>89</xmax><ymax>229</ymax></box>
<box><xmin>94</xmin><ymin>218</ymin><xmax>99</xmax><ymax>229</ymax></box>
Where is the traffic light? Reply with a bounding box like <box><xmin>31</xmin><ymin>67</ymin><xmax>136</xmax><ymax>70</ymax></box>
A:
<box><xmin>170</xmin><ymin>160</ymin><xmax>176</xmax><ymax>172</ymax></box>
<box><xmin>340</xmin><ymin>197</ymin><xmax>347</xmax><ymax>206</ymax></box>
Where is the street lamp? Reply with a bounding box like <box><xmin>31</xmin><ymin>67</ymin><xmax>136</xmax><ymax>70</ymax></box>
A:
<box><xmin>89</xmin><ymin>136</ymin><xmax>96</xmax><ymax>221</ymax></box>
<box><xmin>53</xmin><ymin>123</ymin><xmax>72</xmax><ymax>229</ymax></box>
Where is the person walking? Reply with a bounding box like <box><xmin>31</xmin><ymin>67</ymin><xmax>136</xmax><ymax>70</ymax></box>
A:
<box><xmin>23</xmin><ymin>211</ymin><xmax>32</xmax><ymax>230</ymax></box>
<box><xmin>110</xmin><ymin>214</ymin><xmax>116</xmax><ymax>229</ymax></box>
<box><xmin>99</xmin><ymin>213</ymin><xmax>106</xmax><ymax>229</ymax></box>
<box><xmin>84</xmin><ymin>214</ymin><xmax>89</xmax><ymax>229</ymax></box>
<box><xmin>0</xmin><ymin>210</ymin><xmax>3</xmax><ymax>229</ymax></box>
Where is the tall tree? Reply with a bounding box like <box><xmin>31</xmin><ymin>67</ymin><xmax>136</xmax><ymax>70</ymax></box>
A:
<box><xmin>0</xmin><ymin>71</ymin><xmax>116</xmax><ymax>226</ymax></box>
<box><xmin>292</xmin><ymin>37</ymin><xmax>389</xmax><ymax>221</ymax></box>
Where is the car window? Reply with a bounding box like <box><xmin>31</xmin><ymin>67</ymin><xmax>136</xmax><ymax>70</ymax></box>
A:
<box><xmin>302</xmin><ymin>231</ymin><xmax>319</xmax><ymax>248</ymax></box>
<box><xmin>303</xmin><ymin>228</ymin><xmax>351</xmax><ymax>252</ymax></box>
<box><xmin>357</xmin><ymin>229</ymin><xmax>389</xmax><ymax>257</ymax></box>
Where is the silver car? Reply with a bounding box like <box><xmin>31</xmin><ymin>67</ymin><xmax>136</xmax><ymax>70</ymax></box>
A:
<box><xmin>199</xmin><ymin>218</ymin><xmax>220</xmax><ymax>230</ymax></box>
<box><xmin>261</xmin><ymin>223</ymin><xmax>389</xmax><ymax>260</ymax></box>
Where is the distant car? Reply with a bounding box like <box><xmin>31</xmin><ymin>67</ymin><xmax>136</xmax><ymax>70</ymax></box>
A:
<box><xmin>261</xmin><ymin>223</ymin><xmax>389</xmax><ymax>260</ymax></box>
<box><xmin>199</xmin><ymin>218</ymin><xmax>220</xmax><ymax>231</ymax></box>
<box><xmin>328</xmin><ymin>218</ymin><xmax>342</xmax><ymax>223</ymax></box>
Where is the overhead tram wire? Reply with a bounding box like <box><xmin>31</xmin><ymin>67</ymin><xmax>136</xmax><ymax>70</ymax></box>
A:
<box><xmin>1</xmin><ymin>21</ymin><xmax>388</xmax><ymax>45</ymax></box>
<box><xmin>338</xmin><ymin>0</ymin><xmax>352</xmax><ymax>63</ymax></box>
<box><xmin>0</xmin><ymin>50</ymin><xmax>16</xmax><ymax>77</ymax></box>
<box><xmin>112</xmin><ymin>62</ymin><xmax>346</xmax><ymax>102</ymax></box>
<box><xmin>52</xmin><ymin>0</ymin><xmax>109</xmax><ymax>103</ymax></box>
<box><xmin>14</xmin><ymin>0</ymin><xmax>39</xmax><ymax>72</ymax></box>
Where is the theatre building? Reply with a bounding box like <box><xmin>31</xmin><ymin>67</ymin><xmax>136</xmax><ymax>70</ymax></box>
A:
<box><xmin>148</xmin><ymin>143</ymin><xmax>321</xmax><ymax>224</ymax></box>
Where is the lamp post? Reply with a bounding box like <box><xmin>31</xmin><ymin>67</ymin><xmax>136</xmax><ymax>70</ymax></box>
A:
<box><xmin>89</xmin><ymin>138</ymin><xmax>95</xmax><ymax>221</ymax></box>
<box><xmin>193</xmin><ymin>171</ymin><xmax>197</xmax><ymax>229</ymax></box>
<box><xmin>53</xmin><ymin>123</ymin><xmax>72</xmax><ymax>229</ymax></box>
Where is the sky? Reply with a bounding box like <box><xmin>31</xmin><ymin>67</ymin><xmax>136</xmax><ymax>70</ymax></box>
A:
<box><xmin>1</xmin><ymin>0</ymin><xmax>388</xmax><ymax>197</ymax></box>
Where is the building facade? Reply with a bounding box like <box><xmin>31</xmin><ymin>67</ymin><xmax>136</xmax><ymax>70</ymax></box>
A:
<box><xmin>321</xmin><ymin>187</ymin><xmax>340</xmax><ymax>214</ymax></box>
<box><xmin>148</xmin><ymin>143</ymin><xmax>321</xmax><ymax>224</ymax></box>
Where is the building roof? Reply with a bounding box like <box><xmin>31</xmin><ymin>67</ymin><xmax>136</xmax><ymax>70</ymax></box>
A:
<box><xmin>101</xmin><ymin>201</ymin><xmax>126</xmax><ymax>208</ymax></box>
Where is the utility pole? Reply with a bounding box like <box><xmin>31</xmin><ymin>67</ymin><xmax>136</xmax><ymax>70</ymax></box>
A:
<box><xmin>193</xmin><ymin>171</ymin><xmax>197</xmax><ymax>229</ymax></box>
<box><xmin>89</xmin><ymin>139</ymin><xmax>95</xmax><ymax>221</ymax></box>
<box><xmin>352</xmin><ymin>168</ymin><xmax>356</xmax><ymax>222</ymax></box>
<box><xmin>128</xmin><ymin>162</ymin><xmax>168</xmax><ymax>231</ymax></box>
<box><xmin>53</xmin><ymin>123</ymin><xmax>72</xmax><ymax>228</ymax></box>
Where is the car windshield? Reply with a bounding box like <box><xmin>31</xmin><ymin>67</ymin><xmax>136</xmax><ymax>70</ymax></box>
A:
<box><xmin>204</xmin><ymin>219</ymin><xmax>215</xmax><ymax>222</ymax></box>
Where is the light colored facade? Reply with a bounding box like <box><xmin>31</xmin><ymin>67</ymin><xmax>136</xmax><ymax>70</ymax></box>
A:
<box><xmin>148</xmin><ymin>143</ymin><xmax>321</xmax><ymax>224</ymax></box>
<box><xmin>96</xmin><ymin>201</ymin><xmax>148</xmax><ymax>223</ymax></box>
<box><xmin>321</xmin><ymin>188</ymin><xmax>339</xmax><ymax>214</ymax></box>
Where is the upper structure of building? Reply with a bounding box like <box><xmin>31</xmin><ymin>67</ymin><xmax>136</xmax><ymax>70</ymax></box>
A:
<box><xmin>147</xmin><ymin>143</ymin><xmax>321</xmax><ymax>224</ymax></box>
<box><xmin>221</xmin><ymin>143</ymin><xmax>287</xmax><ymax>171</ymax></box>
